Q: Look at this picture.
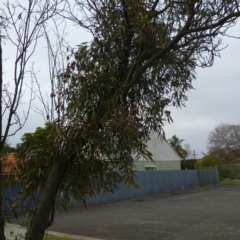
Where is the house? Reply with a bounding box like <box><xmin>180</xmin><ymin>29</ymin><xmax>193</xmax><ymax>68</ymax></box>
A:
<box><xmin>134</xmin><ymin>132</ymin><xmax>182</xmax><ymax>171</ymax></box>
<box><xmin>0</xmin><ymin>153</ymin><xmax>17</xmax><ymax>174</ymax></box>
<box><xmin>0</xmin><ymin>133</ymin><xmax>181</xmax><ymax>173</ymax></box>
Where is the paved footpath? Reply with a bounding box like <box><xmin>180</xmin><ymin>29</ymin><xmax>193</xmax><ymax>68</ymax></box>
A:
<box><xmin>5</xmin><ymin>223</ymin><xmax>104</xmax><ymax>240</ymax></box>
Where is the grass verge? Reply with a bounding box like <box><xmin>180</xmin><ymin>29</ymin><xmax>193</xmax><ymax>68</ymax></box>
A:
<box><xmin>44</xmin><ymin>236</ymin><xmax>83</xmax><ymax>240</ymax></box>
<box><xmin>220</xmin><ymin>179</ymin><xmax>240</xmax><ymax>184</ymax></box>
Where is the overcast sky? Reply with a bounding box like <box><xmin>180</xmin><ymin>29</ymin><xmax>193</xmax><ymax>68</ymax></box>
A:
<box><xmin>2</xmin><ymin>6</ymin><xmax>240</xmax><ymax>159</ymax></box>
<box><xmin>164</xmin><ymin>27</ymin><xmax>240</xmax><ymax>157</ymax></box>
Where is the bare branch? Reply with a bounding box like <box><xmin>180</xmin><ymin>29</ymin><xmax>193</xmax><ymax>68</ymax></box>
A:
<box><xmin>0</xmin><ymin>0</ymin><xmax>65</xmax><ymax>144</ymax></box>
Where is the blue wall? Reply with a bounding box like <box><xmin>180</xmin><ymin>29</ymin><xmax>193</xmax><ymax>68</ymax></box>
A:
<box><xmin>1</xmin><ymin>168</ymin><xmax>218</xmax><ymax>216</ymax></box>
<box><xmin>73</xmin><ymin>169</ymin><xmax>217</xmax><ymax>205</ymax></box>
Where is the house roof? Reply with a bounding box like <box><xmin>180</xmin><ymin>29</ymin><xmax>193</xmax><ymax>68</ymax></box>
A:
<box><xmin>132</xmin><ymin>131</ymin><xmax>182</xmax><ymax>162</ymax></box>
<box><xmin>1</xmin><ymin>153</ymin><xmax>17</xmax><ymax>173</ymax></box>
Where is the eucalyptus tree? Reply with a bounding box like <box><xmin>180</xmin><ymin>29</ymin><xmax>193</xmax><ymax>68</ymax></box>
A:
<box><xmin>14</xmin><ymin>1</ymin><xmax>240</xmax><ymax>239</ymax></box>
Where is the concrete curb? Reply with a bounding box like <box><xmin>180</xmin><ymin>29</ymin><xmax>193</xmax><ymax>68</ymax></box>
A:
<box><xmin>5</xmin><ymin>223</ymin><xmax>104</xmax><ymax>240</ymax></box>
<box><xmin>46</xmin><ymin>229</ymin><xmax>105</xmax><ymax>240</ymax></box>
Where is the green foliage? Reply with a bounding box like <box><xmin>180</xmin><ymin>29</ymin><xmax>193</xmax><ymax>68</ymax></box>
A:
<box><xmin>16</xmin><ymin>124</ymin><xmax>57</xmax><ymax>195</ymax></box>
<box><xmin>220</xmin><ymin>179</ymin><xmax>240</xmax><ymax>184</ymax></box>
<box><xmin>195</xmin><ymin>155</ymin><xmax>220</xmax><ymax>169</ymax></box>
<box><xmin>2</xmin><ymin>1</ymin><xmax>240</xmax><ymax>239</ymax></box>
<box><xmin>16</xmin><ymin>1</ymin><xmax>198</xmax><ymax>207</ymax></box>
<box><xmin>217</xmin><ymin>165</ymin><xmax>229</xmax><ymax>181</ymax></box>
<box><xmin>181</xmin><ymin>159</ymin><xmax>198</xmax><ymax>170</ymax></box>
<box><xmin>16</xmin><ymin>122</ymin><xmax>150</xmax><ymax>205</ymax></box>
<box><xmin>217</xmin><ymin>164</ymin><xmax>240</xmax><ymax>180</ymax></box>
<box><xmin>14</xmin><ymin>0</ymin><xmax>240</xmax><ymax>224</ymax></box>
<box><xmin>44</xmin><ymin>236</ymin><xmax>82</xmax><ymax>240</ymax></box>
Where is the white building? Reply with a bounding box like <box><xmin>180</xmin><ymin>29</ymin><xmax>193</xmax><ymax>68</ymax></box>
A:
<box><xmin>134</xmin><ymin>132</ymin><xmax>182</xmax><ymax>171</ymax></box>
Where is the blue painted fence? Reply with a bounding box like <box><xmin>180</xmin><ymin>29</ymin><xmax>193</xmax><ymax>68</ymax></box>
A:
<box><xmin>1</xmin><ymin>168</ymin><xmax>218</xmax><ymax>216</ymax></box>
<box><xmin>74</xmin><ymin>170</ymin><xmax>201</xmax><ymax>205</ymax></box>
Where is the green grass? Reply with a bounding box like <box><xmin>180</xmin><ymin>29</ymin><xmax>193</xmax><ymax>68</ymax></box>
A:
<box><xmin>44</xmin><ymin>236</ymin><xmax>83</xmax><ymax>240</ymax></box>
<box><xmin>220</xmin><ymin>179</ymin><xmax>240</xmax><ymax>184</ymax></box>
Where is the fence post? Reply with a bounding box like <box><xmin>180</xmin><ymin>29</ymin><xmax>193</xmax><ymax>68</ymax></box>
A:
<box><xmin>199</xmin><ymin>168</ymin><xmax>202</xmax><ymax>187</ymax></box>
<box><xmin>215</xmin><ymin>165</ymin><xmax>219</xmax><ymax>184</ymax></box>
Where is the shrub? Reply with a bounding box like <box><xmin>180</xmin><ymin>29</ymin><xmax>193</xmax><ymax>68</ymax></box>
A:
<box><xmin>181</xmin><ymin>159</ymin><xmax>198</xmax><ymax>170</ymax></box>
<box><xmin>217</xmin><ymin>165</ymin><xmax>229</xmax><ymax>181</ymax></box>
<box><xmin>195</xmin><ymin>155</ymin><xmax>220</xmax><ymax>169</ymax></box>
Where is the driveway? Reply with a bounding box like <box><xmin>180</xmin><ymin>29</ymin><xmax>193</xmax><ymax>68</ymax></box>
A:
<box><xmin>49</xmin><ymin>184</ymin><xmax>240</xmax><ymax>240</ymax></box>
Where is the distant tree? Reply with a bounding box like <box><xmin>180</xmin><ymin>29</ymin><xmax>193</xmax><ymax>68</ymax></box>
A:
<box><xmin>184</xmin><ymin>143</ymin><xmax>192</xmax><ymax>160</ymax></box>
<box><xmin>0</xmin><ymin>143</ymin><xmax>16</xmax><ymax>156</ymax></box>
<box><xmin>168</xmin><ymin>135</ymin><xmax>187</xmax><ymax>159</ymax></box>
<box><xmin>195</xmin><ymin>155</ymin><xmax>220</xmax><ymax>169</ymax></box>
<box><xmin>192</xmin><ymin>150</ymin><xmax>198</xmax><ymax>160</ymax></box>
<box><xmin>181</xmin><ymin>159</ymin><xmax>198</xmax><ymax>170</ymax></box>
<box><xmin>207</xmin><ymin>123</ymin><xmax>240</xmax><ymax>164</ymax></box>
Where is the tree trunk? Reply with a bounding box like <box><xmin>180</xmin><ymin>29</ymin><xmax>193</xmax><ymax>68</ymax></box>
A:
<box><xmin>0</xmin><ymin>26</ymin><xmax>5</xmax><ymax>240</ymax></box>
<box><xmin>0</xmin><ymin>220</ymin><xmax>4</xmax><ymax>240</ymax></box>
<box><xmin>26</xmin><ymin>157</ymin><xmax>68</xmax><ymax>240</ymax></box>
<box><xmin>0</xmin><ymin>161</ymin><xmax>4</xmax><ymax>240</ymax></box>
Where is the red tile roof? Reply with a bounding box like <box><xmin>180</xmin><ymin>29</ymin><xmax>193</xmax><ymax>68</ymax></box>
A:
<box><xmin>1</xmin><ymin>153</ymin><xmax>17</xmax><ymax>173</ymax></box>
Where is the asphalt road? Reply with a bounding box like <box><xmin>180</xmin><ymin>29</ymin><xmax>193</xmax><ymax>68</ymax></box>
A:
<box><xmin>49</xmin><ymin>184</ymin><xmax>240</xmax><ymax>240</ymax></box>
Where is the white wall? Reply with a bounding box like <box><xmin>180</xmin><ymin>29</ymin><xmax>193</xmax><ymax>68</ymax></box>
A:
<box><xmin>137</xmin><ymin>132</ymin><xmax>182</xmax><ymax>162</ymax></box>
